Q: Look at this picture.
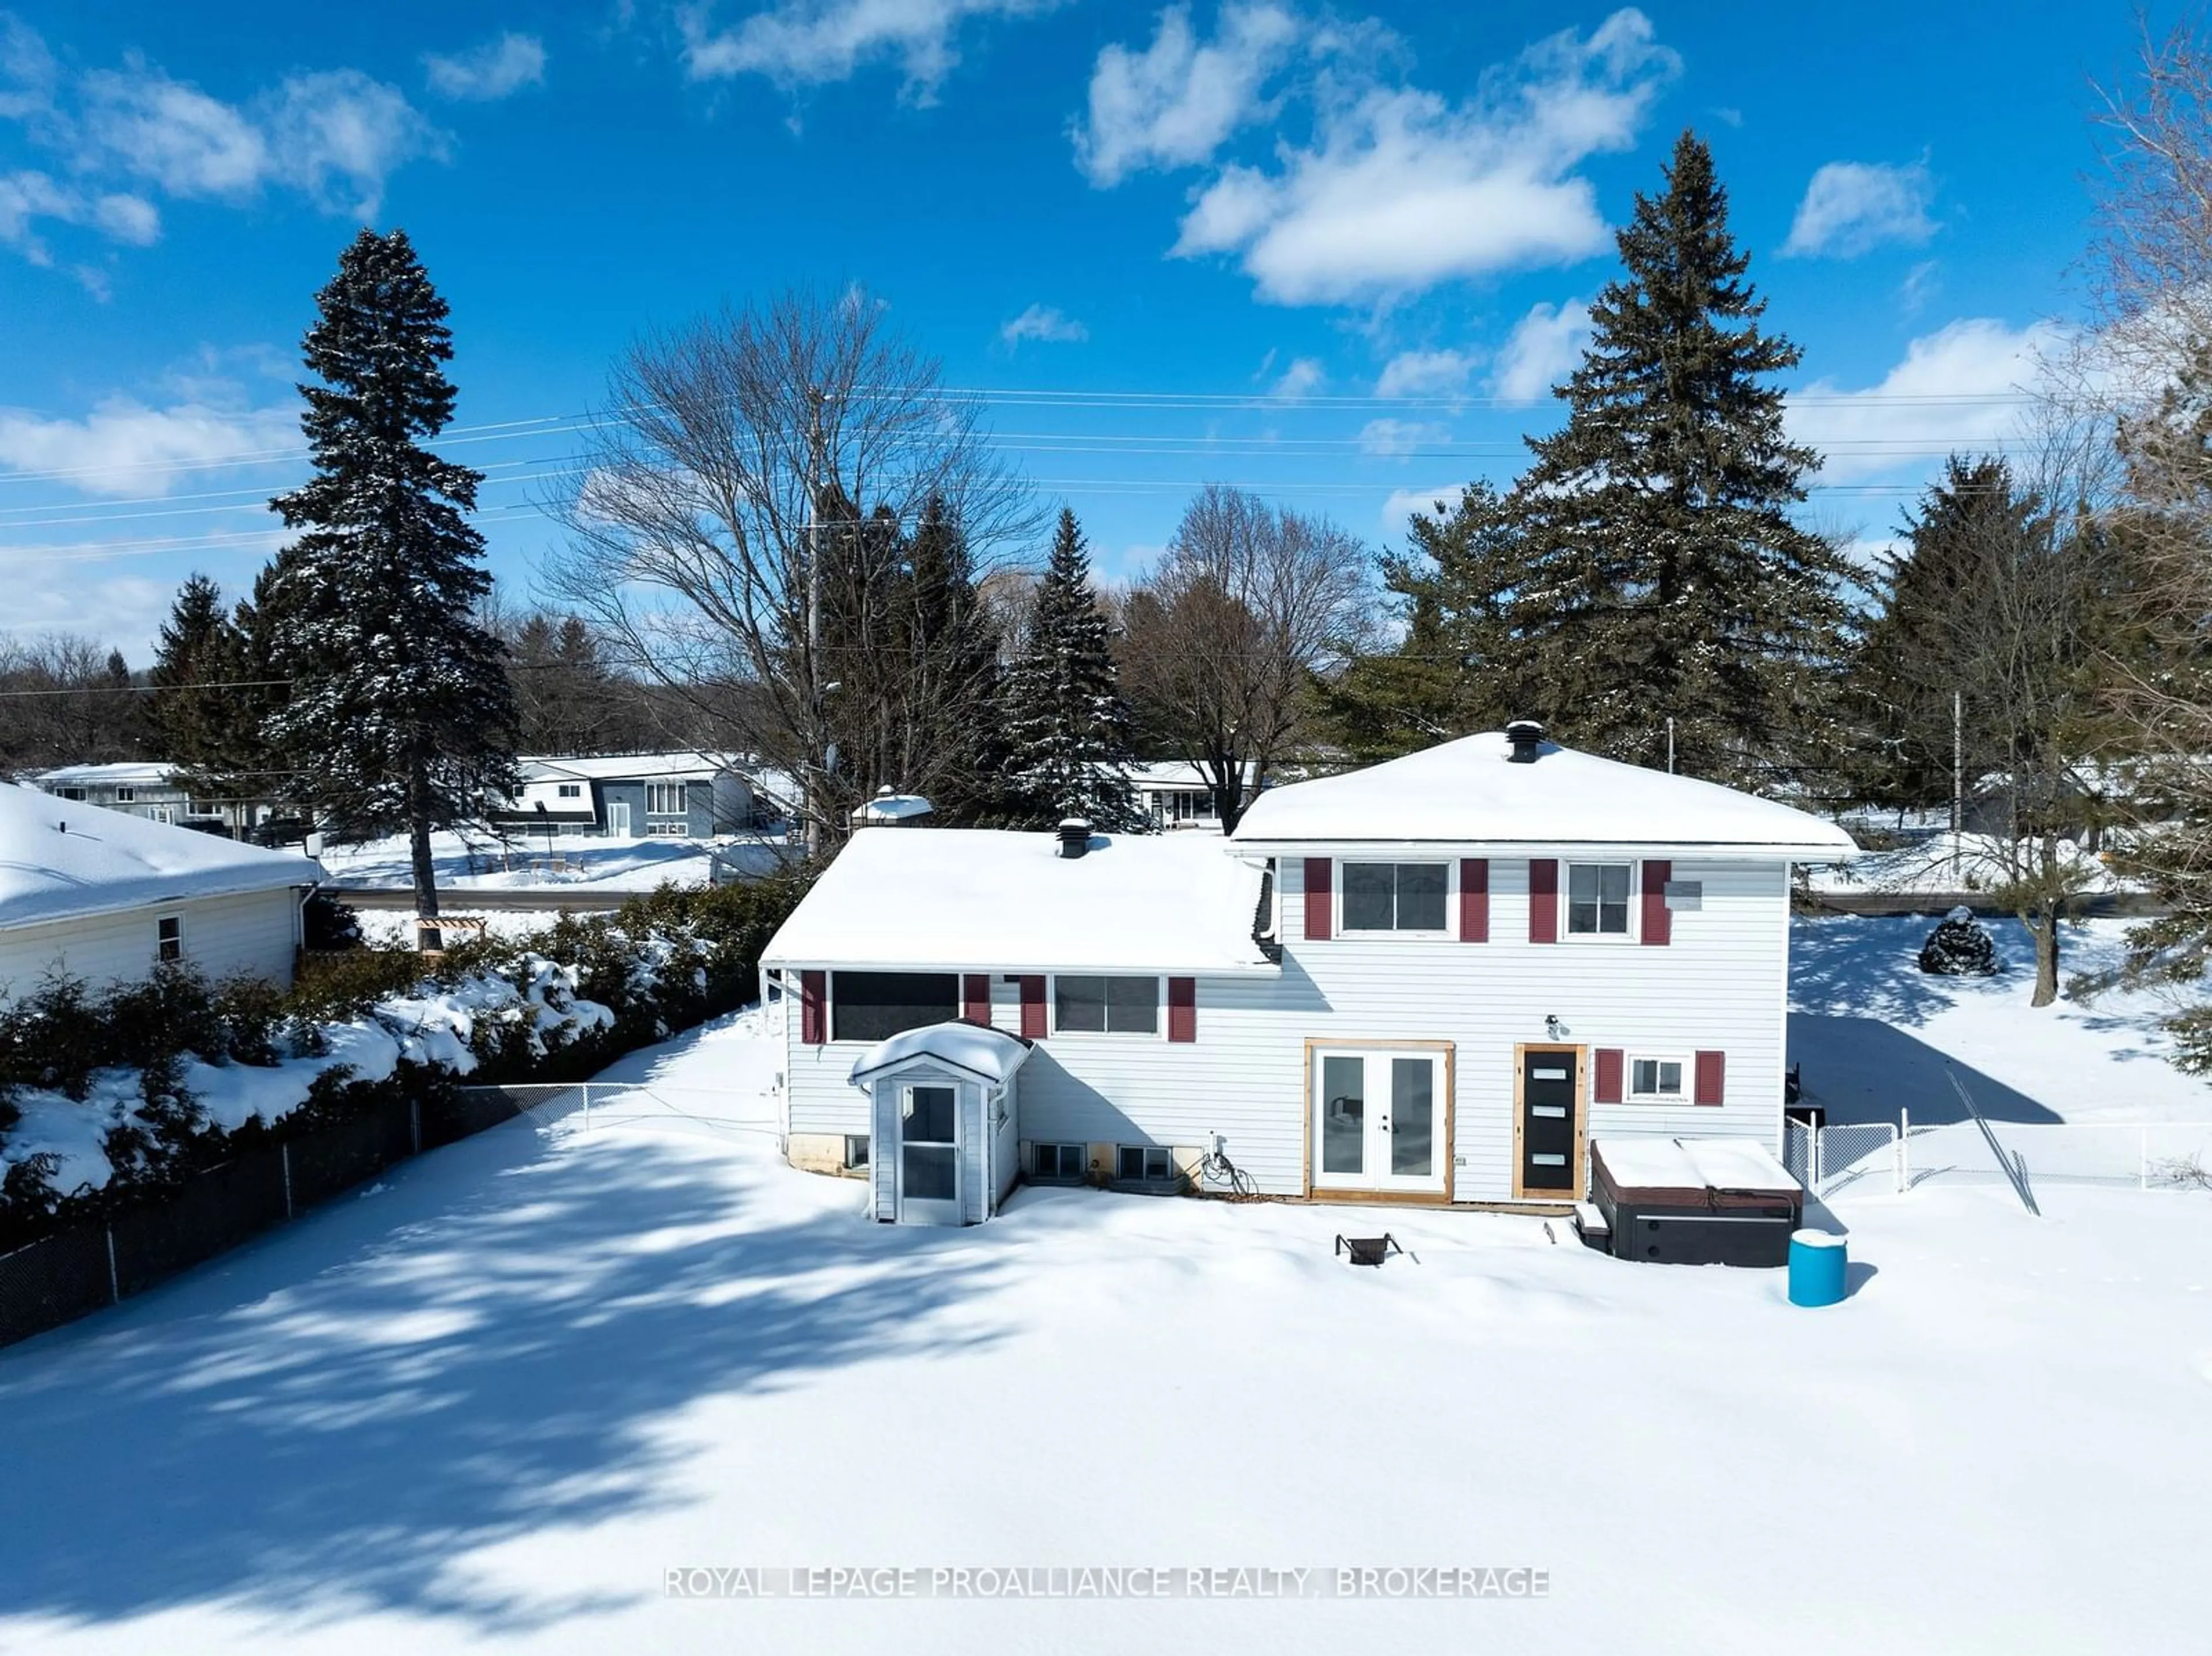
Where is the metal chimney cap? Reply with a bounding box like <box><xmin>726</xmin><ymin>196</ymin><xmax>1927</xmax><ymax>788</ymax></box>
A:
<box><xmin>1056</xmin><ymin>818</ymin><xmax>1094</xmax><ymax>858</ymax></box>
<box><xmin>1505</xmin><ymin>720</ymin><xmax>1546</xmax><ymax>763</ymax></box>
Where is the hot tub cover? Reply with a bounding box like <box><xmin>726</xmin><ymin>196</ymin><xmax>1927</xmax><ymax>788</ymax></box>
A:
<box><xmin>1591</xmin><ymin>1136</ymin><xmax>1802</xmax><ymax>1199</ymax></box>
<box><xmin>847</xmin><ymin>1021</ymin><xmax>1035</xmax><ymax>1087</ymax></box>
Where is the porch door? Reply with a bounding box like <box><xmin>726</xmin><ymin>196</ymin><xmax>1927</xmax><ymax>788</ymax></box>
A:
<box><xmin>897</xmin><ymin>1083</ymin><xmax>963</xmax><ymax>1225</ymax></box>
<box><xmin>1519</xmin><ymin>1049</ymin><xmax>1581</xmax><ymax>1197</ymax></box>
<box><xmin>607</xmin><ymin>800</ymin><xmax>632</xmax><ymax>837</ymax></box>
<box><xmin>1312</xmin><ymin>1048</ymin><xmax>1447</xmax><ymax>1196</ymax></box>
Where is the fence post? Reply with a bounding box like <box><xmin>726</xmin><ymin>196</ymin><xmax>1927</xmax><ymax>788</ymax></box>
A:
<box><xmin>281</xmin><ymin>1142</ymin><xmax>294</xmax><ymax>1219</ymax></box>
<box><xmin>104</xmin><ymin>1227</ymin><xmax>120</xmax><ymax>1305</ymax></box>
<box><xmin>411</xmin><ymin>1097</ymin><xmax>421</xmax><ymax>1157</ymax></box>
<box><xmin>1900</xmin><ymin>1107</ymin><xmax>1910</xmax><ymax>1194</ymax></box>
<box><xmin>1812</xmin><ymin>1125</ymin><xmax>1823</xmax><ymax>1193</ymax></box>
<box><xmin>583</xmin><ymin>1083</ymin><xmax>592</xmax><ymax>1134</ymax></box>
<box><xmin>2141</xmin><ymin>1127</ymin><xmax>2148</xmax><ymax>1192</ymax></box>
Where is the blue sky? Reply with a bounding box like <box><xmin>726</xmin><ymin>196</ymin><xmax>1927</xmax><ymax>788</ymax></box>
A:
<box><xmin>0</xmin><ymin>1</ymin><xmax>2145</xmax><ymax>657</ymax></box>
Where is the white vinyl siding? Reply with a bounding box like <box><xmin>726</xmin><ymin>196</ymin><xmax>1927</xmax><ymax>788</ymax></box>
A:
<box><xmin>0</xmin><ymin>887</ymin><xmax>301</xmax><ymax>992</ymax></box>
<box><xmin>784</xmin><ymin>855</ymin><xmax>1793</xmax><ymax>1202</ymax></box>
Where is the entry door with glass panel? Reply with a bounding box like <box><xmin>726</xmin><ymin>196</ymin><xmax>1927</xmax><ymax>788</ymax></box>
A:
<box><xmin>607</xmin><ymin>800</ymin><xmax>632</xmax><ymax>838</ymax></box>
<box><xmin>1519</xmin><ymin>1049</ymin><xmax>1581</xmax><ymax>1196</ymax></box>
<box><xmin>1311</xmin><ymin>1048</ymin><xmax>1447</xmax><ymax>1195</ymax></box>
<box><xmin>897</xmin><ymin>1082</ymin><xmax>962</xmax><ymax>1225</ymax></box>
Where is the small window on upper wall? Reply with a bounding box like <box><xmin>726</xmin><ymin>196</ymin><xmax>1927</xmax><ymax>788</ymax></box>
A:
<box><xmin>1340</xmin><ymin>862</ymin><xmax>1449</xmax><ymax>932</ymax></box>
<box><xmin>1630</xmin><ymin>1056</ymin><xmax>1684</xmax><ymax>1101</ymax></box>
<box><xmin>1054</xmin><ymin>975</ymin><xmax>1159</xmax><ymax>1034</ymax></box>
<box><xmin>557</xmin><ymin>783</ymin><xmax>582</xmax><ymax>799</ymax></box>
<box><xmin>1567</xmin><ymin>863</ymin><xmax>1633</xmax><ymax>936</ymax></box>
<box><xmin>830</xmin><ymin>971</ymin><xmax>958</xmax><ymax>1043</ymax></box>
<box><xmin>157</xmin><ymin>915</ymin><xmax>183</xmax><ymax>963</ymax></box>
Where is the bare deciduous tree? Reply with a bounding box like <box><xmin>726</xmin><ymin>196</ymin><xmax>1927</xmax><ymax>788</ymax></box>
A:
<box><xmin>1120</xmin><ymin>486</ymin><xmax>1377</xmax><ymax>832</ymax></box>
<box><xmin>544</xmin><ymin>287</ymin><xmax>1035</xmax><ymax>849</ymax></box>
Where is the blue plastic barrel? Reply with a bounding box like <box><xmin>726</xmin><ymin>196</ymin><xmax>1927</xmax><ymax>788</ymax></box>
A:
<box><xmin>1788</xmin><ymin>1229</ymin><xmax>1848</xmax><ymax>1307</ymax></box>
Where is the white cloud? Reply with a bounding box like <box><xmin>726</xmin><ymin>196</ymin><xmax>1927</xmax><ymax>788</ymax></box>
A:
<box><xmin>1781</xmin><ymin>159</ymin><xmax>1938</xmax><ymax>259</ymax></box>
<box><xmin>1380</xmin><ymin>481</ymin><xmax>1469</xmax><ymax>534</ymax></box>
<box><xmin>1269</xmin><ymin>355</ymin><xmax>1325</xmax><ymax>400</ymax></box>
<box><xmin>1490</xmin><ymin>297</ymin><xmax>1590</xmax><ymax>403</ymax></box>
<box><xmin>1359</xmin><ymin>417</ymin><xmax>1449</xmax><ymax>457</ymax></box>
<box><xmin>1073</xmin><ymin>2</ymin><xmax>1299</xmax><ymax>187</ymax></box>
<box><xmin>1791</xmin><ymin>317</ymin><xmax>2066</xmax><ymax>483</ymax></box>
<box><xmin>0</xmin><ymin>20</ymin><xmax>441</xmax><ymax>262</ymax></box>
<box><xmin>1374</xmin><ymin>347</ymin><xmax>1475</xmax><ymax>398</ymax></box>
<box><xmin>1147</xmin><ymin>7</ymin><xmax>1677</xmax><ymax>305</ymax></box>
<box><xmin>0</xmin><ymin>398</ymin><xmax>301</xmax><ymax>497</ymax></box>
<box><xmin>0</xmin><ymin>169</ymin><xmax>160</xmax><ymax>263</ymax></box>
<box><xmin>425</xmin><ymin>32</ymin><xmax>548</xmax><ymax>101</ymax></box>
<box><xmin>680</xmin><ymin>0</ymin><xmax>1055</xmax><ymax>103</ymax></box>
<box><xmin>999</xmin><ymin>303</ymin><xmax>1088</xmax><ymax>346</ymax></box>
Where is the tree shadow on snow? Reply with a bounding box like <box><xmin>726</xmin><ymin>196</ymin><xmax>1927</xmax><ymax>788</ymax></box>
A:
<box><xmin>0</xmin><ymin>1119</ymin><xmax>1006</xmax><ymax>1634</ymax></box>
<box><xmin>1789</xmin><ymin>1013</ymin><xmax>2059</xmax><ymax>1126</ymax></box>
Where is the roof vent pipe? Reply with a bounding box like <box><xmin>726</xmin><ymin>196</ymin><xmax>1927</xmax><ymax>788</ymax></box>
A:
<box><xmin>1057</xmin><ymin>817</ymin><xmax>1093</xmax><ymax>859</ymax></box>
<box><xmin>1505</xmin><ymin>720</ymin><xmax>1546</xmax><ymax>764</ymax></box>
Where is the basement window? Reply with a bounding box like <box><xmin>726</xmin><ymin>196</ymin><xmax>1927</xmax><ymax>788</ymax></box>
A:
<box><xmin>1116</xmin><ymin>1145</ymin><xmax>1175</xmax><ymax>1183</ymax></box>
<box><xmin>1032</xmin><ymin>1142</ymin><xmax>1086</xmax><ymax>1181</ymax></box>
<box><xmin>157</xmin><ymin>915</ymin><xmax>183</xmax><ymax>964</ymax></box>
<box><xmin>844</xmin><ymin>1134</ymin><xmax>870</xmax><ymax>1169</ymax></box>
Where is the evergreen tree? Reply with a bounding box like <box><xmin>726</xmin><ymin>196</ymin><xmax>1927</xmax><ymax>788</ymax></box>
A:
<box><xmin>148</xmin><ymin>573</ymin><xmax>263</xmax><ymax>824</ymax></box>
<box><xmin>1509</xmin><ymin>130</ymin><xmax>1854</xmax><ymax>782</ymax></box>
<box><xmin>1000</xmin><ymin>507</ymin><xmax>1142</xmax><ymax>829</ymax></box>
<box><xmin>259</xmin><ymin>228</ymin><xmax>518</xmax><ymax>941</ymax></box>
<box><xmin>1314</xmin><ymin>482</ymin><xmax>1527</xmax><ymax>762</ymax></box>
<box><xmin>899</xmin><ymin>494</ymin><xmax>1010</xmax><ymax>823</ymax></box>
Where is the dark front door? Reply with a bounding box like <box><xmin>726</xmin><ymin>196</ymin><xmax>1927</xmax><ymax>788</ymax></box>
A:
<box><xmin>1520</xmin><ymin>1049</ymin><xmax>1580</xmax><ymax>1195</ymax></box>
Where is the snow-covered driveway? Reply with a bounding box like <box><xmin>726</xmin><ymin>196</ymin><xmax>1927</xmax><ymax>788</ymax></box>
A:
<box><xmin>2</xmin><ymin>1006</ymin><xmax>2207</xmax><ymax>1653</ymax></box>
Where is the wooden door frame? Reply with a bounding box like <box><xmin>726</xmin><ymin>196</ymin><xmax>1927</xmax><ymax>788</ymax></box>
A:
<box><xmin>1301</xmin><ymin>1038</ymin><xmax>1455</xmax><ymax>1204</ymax></box>
<box><xmin>1511</xmin><ymin>1042</ymin><xmax>1589</xmax><ymax>1202</ymax></box>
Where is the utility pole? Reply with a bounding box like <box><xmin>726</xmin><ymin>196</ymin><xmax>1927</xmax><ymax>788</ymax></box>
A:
<box><xmin>805</xmin><ymin>386</ymin><xmax>825</xmax><ymax>860</ymax></box>
<box><xmin>1666</xmin><ymin>717</ymin><xmax>1675</xmax><ymax>775</ymax></box>
<box><xmin>1952</xmin><ymin>688</ymin><xmax>1964</xmax><ymax>885</ymax></box>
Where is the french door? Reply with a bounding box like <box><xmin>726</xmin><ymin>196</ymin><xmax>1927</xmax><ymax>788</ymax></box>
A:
<box><xmin>1310</xmin><ymin>1047</ymin><xmax>1448</xmax><ymax>1196</ymax></box>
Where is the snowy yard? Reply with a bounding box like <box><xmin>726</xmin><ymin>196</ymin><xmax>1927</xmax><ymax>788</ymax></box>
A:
<box><xmin>1</xmin><ymin>921</ymin><xmax>2207</xmax><ymax>1653</ymax></box>
<box><xmin>316</xmin><ymin>829</ymin><xmax>793</xmax><ymax>893</ymax></box>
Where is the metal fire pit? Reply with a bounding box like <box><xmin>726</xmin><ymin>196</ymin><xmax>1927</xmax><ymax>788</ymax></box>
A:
<box><xmin>1334</xmin><ymin>1233</ymin><xmax>1402</xmax><ymax>1268</ymax></box>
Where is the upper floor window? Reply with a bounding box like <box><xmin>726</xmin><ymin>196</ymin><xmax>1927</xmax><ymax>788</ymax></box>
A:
<box><xmin>157</xmin><ymin>915</ymin><xmax>183</xmax><ymax>963</ymax></box>
<box><xmin>1055</xmin><ymin>975</ymin><xmax>1159</xmax><ymax>1034</ymax></box>
<box><xmin>646</xmin><ymin>781</ymin><xmax>687</xmax><ymax>816</ymax></box>
<box><xmin>556</xmin><ymin>783</ymin><xmax>582</xmax><ymax>799</ymax></box>
<box><xmin>114</xmin><ymin>787</ymin><xmax>136</xmax><ymax>803</ymax></box>
<box><xmin>1342</xmin><ymin>862</ymin><xmax>1448</xmax><ymax>933</ymax></box>
<box><xmin>1567</xmin><ymin>863</ymin><xmax>1632</xmax><ymax>937</ymax></box>
<box><xmin>831</xmin><ymin>971</ymin><xmax>957</xmax><ymax>1043</ymax></box>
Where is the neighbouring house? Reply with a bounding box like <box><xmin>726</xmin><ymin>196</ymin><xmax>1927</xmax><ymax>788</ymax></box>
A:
<box><xmin>1128</xmin><ymin>760</ymin><xmax>1256</xmax><ymax>830</ymax></box>
<box><xmin>0</xmin><ymin>780</ymin><xmax>326</xmax><ymax>994</ymax></box>
<box><xmin>759</xmin><ymin>724</ymin><xmax>1857</xmax><ymax>1225</ymax></box>
<box><xmin>35</xmin><ymin>761</ymin><xmax>275</xmax><ymax>838</ymax></box>
<box><xmin>851</xmin><ymin>790</ymin><xmax>935</xmax><ymax>829</ymax></box>
<box><xmin>492</xmin><ymin>753</ymin><xmax>759</xmax><ymax>840</ymax></box>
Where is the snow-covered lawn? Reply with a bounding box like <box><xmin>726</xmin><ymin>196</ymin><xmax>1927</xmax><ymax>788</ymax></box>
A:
<box><xmin>1804</xmin><ymin>827</ymin><xmax>2135</xmax><ymax>895</ymax></box>
<box><xmin>3</xmin><ymin>926</ymin><xmax>2209</xmax><ymax>1654</ymax></box>
<box><xmin>315</xmin><ymin>829</ymin><xmax>793</xmax><ymax>892</ymax></box>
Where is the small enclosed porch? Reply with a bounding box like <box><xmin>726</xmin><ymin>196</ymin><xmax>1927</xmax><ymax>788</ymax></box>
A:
<box><xmin>847</xmin><ymin>1022</ymin><xmax>1033</xmax><ymax>1225</ymax></box>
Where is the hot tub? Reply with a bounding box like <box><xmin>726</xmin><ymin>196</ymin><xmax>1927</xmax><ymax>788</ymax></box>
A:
<box><xmin>1590</xmin><ymin>1138</ymin><xmax>1804</xmax><ymax>1267</ymax></box>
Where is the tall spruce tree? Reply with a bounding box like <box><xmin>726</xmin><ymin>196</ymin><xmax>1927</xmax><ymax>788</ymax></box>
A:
<box><xmin>1510</xmin><ymin>130</ymin><xmax>1853</xmax><ymax>782</ymax></box>
<box><xmin>1001</xmin><ymin>507</ymin><xmax>1142</xmax><ymax>830</ymax></box>
<box><xmin>1315</xmin><ymin>482</ymin><xmax>1527</xmax><ymax>762</ymax></box>
<box><xmin>260</xmin><ymin>228</ymin><xmax>518</xmax><ymax>941</ymax></box>
<box><xmin>149</xmin><ymin>573</ymin><xmax>260</xmax><ymax>825</ymax></box>
<box><xmin>899</xmin><ymin>494</ymin><xmax>1009</xmax><ymax>823</ymax></box>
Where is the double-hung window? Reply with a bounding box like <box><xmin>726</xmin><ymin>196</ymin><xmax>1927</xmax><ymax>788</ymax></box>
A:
<box><xmin>1566</xmin><ymin>863</ymin><xmax>1633</xmax><ymax>937</ymax></box>
<box><xmin>1630</xmin><ymin>1055</ymin><xmax>1685</xmax><ymax>1101</ymax></box>
<box><xmin>1054</xmin><ymin>975</ymin><xmax>1159</xmax><ymax>1034</ymax></box>
<box><xmin>157</xmin><ymin>915</ymin><xmax>183</xmax><ymax>964</ymax></box>
<box><xmin>1341</xmin><ymin>862</ymin><xmax>1449</xmax><ymax>933</ymax></box>
<box><xmin>830</xmin><ymin>971</ymin><xmax>957</xmax><ymax>1043</ymax></box>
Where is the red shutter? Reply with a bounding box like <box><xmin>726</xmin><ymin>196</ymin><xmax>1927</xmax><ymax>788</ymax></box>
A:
<box><xmin>1594</xmin><ymin>1048</ymin><xmax>1624</xmax><ymax>1103</ymax></box>
<box><xmin>1166</xmin><ymin>976</ymin><xmax>1196</xmax><ymax>1042</ymax></box>
<box><xmin>961</xmin><ymin>973</ymin><xmax>991</xmax><ymax>1025</ymax></box>
<box><xmin>1642</xmin><ymin>859</ymin><xmax>1672</xmax><ymax>946</ymax></box>
<box><xmin>1302</xmin><ymin>858</ymin><xmax>1332</xmax><ymax>940</ymax></box>
<box><xmin>1017</xmin><ymin>975</ymin><xmax>1046</xmax><ymax>1039</ymax></box>
<box><xmin>1528</xmin><ymin>858</ymin><xmax>1558</xmax><ymax>943</ymax></box>
<box><xmin>1695</xmin><ymin>1050</ymin><xmax>1726</xmax><ymax>1106</ymax></box>
<box><xmin>1459</xmin><ymin>858</ymin><xmax>1490</xmax><ymax>942</ymax></box>
<box><xmin>800</xmin><ymin>970</ymin><xmax>826</xmax><ymax>1045</ymax></box>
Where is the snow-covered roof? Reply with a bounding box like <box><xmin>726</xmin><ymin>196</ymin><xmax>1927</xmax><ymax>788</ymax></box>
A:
<box><xmin>1127</xmin><ymin>760</ymin><xmax>1252</xmax><ymax>791</ymax></box>
<box><xmin>853</xmin><ymin>793</ymin><xmax>933</xmax><ymax>823</ymax></box>
<box><xmin>849</xmin><ymin>1021</ymin><xmax>1034</xmax><ymax>1087</ymax></box>
<box><xmin>36</xmin><ymin>761</ymin><xmax>176</xmax><ymax>789</ymax></box>
<box><xmin>0</xmin><ymin>782</ymin><xmax>324</xmax><ymax>929</ymax></box>
<box><xmin>762</xmin><ymin>828</ymin><xmax>1277</xmax><ymax>976</ymax></box>
<box><xmin>1592</xmin><ymin>1136</ymin><xmax>1802</xmax><ymax>1194</ymax></box>
<box><xmin>520</xmin><ymin>752</ymin><xmax>743</xmax><ymax>784</ymax></box>
<box><xmin>1230</xmin><ymin>732</ymin><xmax>1858</xmax><ymax>858</ymax></box>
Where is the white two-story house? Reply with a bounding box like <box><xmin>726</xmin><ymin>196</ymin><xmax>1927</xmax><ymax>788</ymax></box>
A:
<box><xmin>759</xmin><ymin>725</ymin><xmax>1854</xmax><ymax>1224</ymax></box>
